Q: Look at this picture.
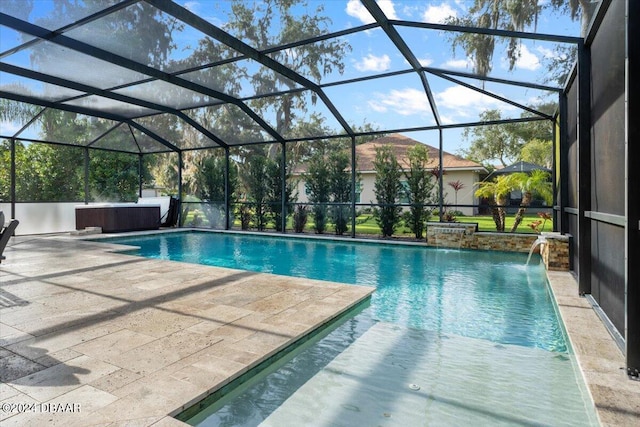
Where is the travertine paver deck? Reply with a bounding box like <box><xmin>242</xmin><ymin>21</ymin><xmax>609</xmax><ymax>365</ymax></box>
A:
<box><xmin>546</xmin><ymin>271</ymin><xmax>640</xmax><ymax>426</ymax></box>
<box><xmin>0</xmin><ymin>235</ymin><xmax>373</xmax><ymax>426</ymax></box>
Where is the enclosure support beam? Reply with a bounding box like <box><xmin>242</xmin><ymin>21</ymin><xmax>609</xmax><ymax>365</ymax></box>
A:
<box><xmin>429</xmin><ymin>70</ymin><xmax>553</xmax><ymax>120</ymax></box>
<box><xmin>225</xmin><ymin>147</ymin><xmax>230</xmax><ymax>231</ymax></box>
<box><xmin>84</xmin><ymin>148</ymin><xmax>90</xmax><ymax>204</ymax></box>
<box><xmin>281</xmin><ymin>142</ymin><xmax>287</xmax><ymax>234</ymax></box>
<box><xmin>438</xmin><ymin>129</ymin><xmax>444</xmax><ymax>221</ymax></box>
<box><xmin>0</xmin><ymin>12</ymin><xmax>285</xmax><ymax>145</ymax></box>
<box><xmin>362</xmin><ymin>0</ymin><xmax>441</xmax><ymax>126</ymax></box>
<box><xmin>626</xmin><ymin>0</ymin><xmax>640</xmax><ymax>377</ymax></box>
<box><xmin>351</xmin><ymin>135</ymin><xmax>357</xmax><ymax>239</ymax></box>
<box><xmin>577</xmin><ymin>41</ymin><xmax>592</xmax><ymax>296</ymax></box>
<box><xmin>10</xmin><ymin>138</ymin><xmax>16</xmax><ymax>221</ymax></box>
<box><xmin>138</xmin><ymin>154</ymin><xmax>143</xmax><ymax>199</ymax></box>
<box><xmin>178</xmin><ymin>151</ymin><xmax>183</xmax><ymax>227</ymax></box>
<box><xmin>558</xmin><ymin>93</ymin><xmax>569</xmax><ymax>235</ymax></box>
<box><xmin>552</xmin><ymin>115</ymin><xmax>558</xmax><ymax>231</ymax></box>
<box><xmin>148</xmin><ymin>0</ymin><xmax>353</xmax><ymax>137</ymax></box>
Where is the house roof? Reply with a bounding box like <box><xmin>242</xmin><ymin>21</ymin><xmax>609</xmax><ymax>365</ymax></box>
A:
<box><xmin>293</xmin><ymin>133</ymin><xmax>487</xmax><ymax>174</ymax></box>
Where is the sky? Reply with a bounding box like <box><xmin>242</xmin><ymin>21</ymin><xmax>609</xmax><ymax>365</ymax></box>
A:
<box><xmin>0</xmin><ymin>0</ymin><xmax>582</xmax><ymax>161</ymax></box>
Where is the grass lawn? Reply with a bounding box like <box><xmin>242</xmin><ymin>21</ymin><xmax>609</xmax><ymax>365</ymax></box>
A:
<box><xmin>456</xmin><ymin>214</ymin><xmax>553</xmax><ymax>233</ymax></box>
<box><xmin>351</xmin><ymin>213</ymin><xmax>553</xmax><ymax>235</ymax></box>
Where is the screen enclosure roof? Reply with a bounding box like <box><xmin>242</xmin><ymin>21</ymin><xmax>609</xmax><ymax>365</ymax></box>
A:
<box><xmin>0</xmin><ymin>0</ymin><xmax>584</xmax><ymax>155</ymax></box>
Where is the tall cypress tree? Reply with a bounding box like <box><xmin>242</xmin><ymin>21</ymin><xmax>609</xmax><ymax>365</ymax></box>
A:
<box><xmin>244</xmin><ymin>155</ymin><xmax>270</xmax><ymax>231</ymax></box>
<box><xmin>403</xmin><ymin>144</ymin><xmax>436</xmax><ymax>239</ymax></box>
<box><xmin>306</xmin><ymin>151</ymin><xmax>331</xmax><ymax>234</ymax></box>
<box><xmin>373</xmin><ymin>145</ymin><xmax>403</xmax><ymax>237</ymax></box>
<box><xmin>328</xmin><ymin>151</ymin><xmax>352</xmax><ymax>235</ymax></box>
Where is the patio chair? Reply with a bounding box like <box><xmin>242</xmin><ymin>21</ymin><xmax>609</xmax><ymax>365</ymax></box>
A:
<box><xmin>161</xmin><ymin>197</ymin><xmax>179</xmax><ymax>227</ymax></box>
<box><xmin>0</xmin><ymin>215</ymin><xmax>19</xmax><ymax>264</ymax></box>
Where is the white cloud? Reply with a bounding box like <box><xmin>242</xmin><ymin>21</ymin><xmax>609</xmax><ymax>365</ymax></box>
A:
<box><xmin>369</xmin><ymin>102</ymin><xmax>388</xmax><ymax>113</ymax></box>
<box><xmin>536</xmin><ymin>46</ymin><xmax>555</xmax><ymax>59</ymax></box>
<box><xmin>378</xmin><ymin>0</ymin><xmax>398</xmax><ymax>19</ymax></box>
<box><xmin>536</xmin><ymin>45</ymin><xmax>568</xmax><ymax>62</ymax></box>
<box><xmin>435</xmin><ymin>86</ymin><xmax>515</xmax><ymax>119</ymax></box>
<box><xmin>0</xmin><ymin>121</ymin><xmax>22</xmax><ymax>136</ymax></box>
<box><xmin>346</xmin><ymin>0</ymin><xmax>397</xmax><ymax>24</ymax></box>
<box><xmin>418</xmin><ymin>57</ymin><xmax>434</xmax><ymax>67</ymax></box>
<box><xmin>514</xmin><ymin>44</ymin><xmax>540</xmax><ymax>71</ymax></box>
<box><xmin>346</xmin><ymin>0</ymin><xmax>374</xmax><ymax>24</ymax></box>
<box><xmin>183</xmin><ymin>1</ymin><xmax>201</xmax><ymax>13</ymax></box>
<box><xmin>453</xmin><ymin>0</ymin><xmax>469</xmax><ymax>12</ymax></box>
<box><xmin>183</xmin><ymin>1</ymin><xmax>226</xmax><ymax>27</ymax></box>
<box><xmin>368</xmin><ymin>88</ymin><xmax>431</xmax><ymax>116</ymax></box>
<box><xmin>439</xmin><ymin>114</ymin><xmax>455</xmax><ymax>125</ymax></box>
<box><xmin>443</xmin><ymin>58</ymin><xmax>472</xmax><ymax>69</ymax></box>
<box><xmin>355</xmin><ymin>54</ymin><xmax>391</xmax><ymax>72</ymax></box>
<box><xmin>423</xmin><ymin>3</ymin><xmax>457</xmax><ymax>24</ymax></box>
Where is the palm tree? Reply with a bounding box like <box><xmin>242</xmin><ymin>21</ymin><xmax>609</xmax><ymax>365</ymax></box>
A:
<box><xmin>475</xmin><ymin>175</ymin><xmax>514</xmax><ymax>232</ymax></box>
<box><xmin>509</xmin><ymin>170</ymin><xmax>553</xmax><ymax>232</ymax></box>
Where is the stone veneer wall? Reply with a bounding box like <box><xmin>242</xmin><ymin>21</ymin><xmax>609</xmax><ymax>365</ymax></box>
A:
<box><xmin>425</xmin><ymin>222</ymin><xmax>570</xmax><ymax>271</ymax></box>
<box><xmin>540</xmin><ymin>233</ymin><xmax>571</xmax><ymax>271</ymax></box>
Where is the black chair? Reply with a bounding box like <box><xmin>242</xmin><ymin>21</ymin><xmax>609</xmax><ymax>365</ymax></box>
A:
<box><xmin>0</xmin><ymin>218</ymin><xmax>19</xmax><ymax>264</ymax></box>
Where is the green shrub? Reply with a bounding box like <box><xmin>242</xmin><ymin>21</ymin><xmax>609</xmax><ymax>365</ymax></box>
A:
<box><xmin>293</xmin><ymin>205</ymin><xmax>308</xmax><ymax>233</ymax></box>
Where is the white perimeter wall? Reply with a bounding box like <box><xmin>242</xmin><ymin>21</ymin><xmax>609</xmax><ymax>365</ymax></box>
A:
<box><xmin>0</xmin><ymin>203</ymin><xmax>79</xmax><ymax>235</ymax></box>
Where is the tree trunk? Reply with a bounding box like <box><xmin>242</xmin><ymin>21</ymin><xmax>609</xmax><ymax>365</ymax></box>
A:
<box><xmin>498</xmin><ymin>207</ymin><xmax>506</xmax><ymax>232</ymax></box>
<box><xmin>492</xmin><ymin>207</ymin><xmax>502</xmax><ymax>231</ymax></box>
<box><xmin>496</xmin><ymin>195</ymin><xmax>508</xmax><ymax>232</ymax></box>
<box><xmin>511</xmin><ymin>192</ymin><xmax>532</xmax><ymax>232</ymax></box>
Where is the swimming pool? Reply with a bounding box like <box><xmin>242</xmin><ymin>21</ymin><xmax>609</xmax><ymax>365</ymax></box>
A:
<box><xmin>102</xmin><ymin>231</ymin><xmax>598</xmax><ymax>426</ymax></box>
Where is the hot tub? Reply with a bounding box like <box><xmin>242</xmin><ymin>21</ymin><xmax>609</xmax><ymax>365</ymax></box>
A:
<box><xmin>75</xmin><ymin>203</ymin><xmax>160</xmax><ymax>233</ymax></box>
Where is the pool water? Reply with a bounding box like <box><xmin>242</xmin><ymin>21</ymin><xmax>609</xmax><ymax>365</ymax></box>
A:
<box><xmin>102</xmin><ymin>231</ymin><xmax>598</xmax><ymax>426</ymax></box>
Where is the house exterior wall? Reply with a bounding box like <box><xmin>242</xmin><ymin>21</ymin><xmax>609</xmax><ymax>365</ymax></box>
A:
<box><xmin>441</xmin><ymin>171</ymin><xmax>480</xmax><ymax>216</ymax></box>
<box><xmin>294</xmin><ymin>169</ymin><xmax>481</xmax><ymax>216</ymax></box>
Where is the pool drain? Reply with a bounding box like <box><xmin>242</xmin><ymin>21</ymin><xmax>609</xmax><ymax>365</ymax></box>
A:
<box><xmin>409</xmin><ymin>383</ymin><xmax>420</xmax><ymax>390</ymax></box>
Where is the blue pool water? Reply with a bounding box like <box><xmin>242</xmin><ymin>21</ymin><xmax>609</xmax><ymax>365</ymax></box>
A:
<box><xmin>100</xmin><ymin>231</ymin><xmax>598</xmax><ymax>426</ymax></box>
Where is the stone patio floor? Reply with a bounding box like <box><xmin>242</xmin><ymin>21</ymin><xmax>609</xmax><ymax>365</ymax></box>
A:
<box><xmin>1</xmin><ymin>233</ymin><xmax>639</xmax><ymax>426</ymax></box>
<box><xmin>0</xmin><ymin>235</ymin><xmax>372</xmax><ymax>426</ymax></box>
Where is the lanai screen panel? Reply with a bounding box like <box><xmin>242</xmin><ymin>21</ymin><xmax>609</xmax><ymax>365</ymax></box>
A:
<box><xmin>590</xmin><ymin>0</ymin><xmax>625</xmax><ymax>216</ymax></box>
<box><xmin>0</xmin><ymin>72</ymin><xmax>86</xmax><ymax>102</ymax></box>
<box><xmin>180</xmin><ymin>58</ymin><xmax>302</xmax><ymax>99</ymax></box>
<box><xmin>182</xmin><ymin>104</ymin><xmax>275</xmax><ymax>146</ymax></box>
<box><xmin>566</xmin><ymin>79</ymin><xmax>578</xmax><ymax>275</ymax></box>
<box><xmin>0</xmin><ymin>25</ymin><xmax>36</xmax><ymax>52</ymax></box>
<box><xmin>588</xmin><ymin>0</ymin><xmax>626</xmax><ymax>334</ymax></box>
<box><xmin>0</xmin><ymin>0</ymin><xmax>117</xmax><ymax>31</ymax></box>
<box><xmin>2</xmin><ymin>41</ymin><xmax>151</xmax><ymax>90</ymax></box>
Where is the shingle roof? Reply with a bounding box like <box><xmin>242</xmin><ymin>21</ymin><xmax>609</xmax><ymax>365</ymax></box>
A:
<box><xmin>294</xmin><ymin>133</ymin><xmax>486</xmax><ymax>173</ymax></box>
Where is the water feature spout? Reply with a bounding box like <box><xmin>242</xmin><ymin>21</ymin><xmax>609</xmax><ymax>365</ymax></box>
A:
<box><xmin>526</xmin><ymin>236</ymin><xmax>547</xmax><ymax>265</ymax></box>
<box><xmin>433</xmin><ymin>226</ymin><xmax>466</xmax><ymax>249</ymax></box>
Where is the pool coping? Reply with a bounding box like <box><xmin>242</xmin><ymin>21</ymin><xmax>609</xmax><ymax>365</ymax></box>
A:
<box><xmin>545</xmin><ymin>270</ymin><xmax>640</xmax><ymax>426</ymax></box>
